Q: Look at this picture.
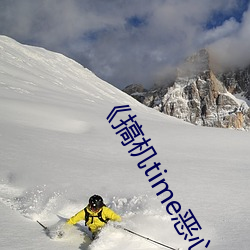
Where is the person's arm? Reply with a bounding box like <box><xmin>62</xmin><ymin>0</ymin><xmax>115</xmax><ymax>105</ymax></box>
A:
<box><xmin>104</xmin><ymin>207</ymin><xmax>121</xmax><ymax>222</ymax></box>
<box><xmin>67</xmin><ymin>209</ymin><xmax>85</xmax><ymax>225</ymax></box>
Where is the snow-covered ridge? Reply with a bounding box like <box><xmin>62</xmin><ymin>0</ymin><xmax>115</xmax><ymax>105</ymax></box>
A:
<box><xmin>0</xmin><ymin>35</ymin><xmax>139</xmax><ymax>103</ymax></box>
<box><xmin>0</xmin><ymin>35</ymin><xmax>145</xmax><ymax>133</ymax></box>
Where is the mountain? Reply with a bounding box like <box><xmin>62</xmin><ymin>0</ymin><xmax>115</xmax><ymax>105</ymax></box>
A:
<box><xmin>123</xmin><ymin>49</ymin><xmax>250</xmax><ymax>130</ymax></box>
<box><xmin>217</xmin><ymin>65</ymin><xmax>250</xmax><ymax>100</ymax></box>
<box><xmin>0</xmin><ymin>36</ymin><xmax>250</xmax><ymax>250</ymax></box>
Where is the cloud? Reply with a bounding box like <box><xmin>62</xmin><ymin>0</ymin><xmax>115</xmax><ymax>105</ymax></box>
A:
<box><xmin>208</xmin><ymin>3</ymin><xmax>250</xmax><ymax>68</ymax></box>
<box><xmin>0</xmin><ymin>0</ymin><xmax>249</xmax><ymax>89</ymax></box>
<box><xmin>200</xmin><ymin>18</ymin><xmax>240</xmax><ymax>45</ymax></box>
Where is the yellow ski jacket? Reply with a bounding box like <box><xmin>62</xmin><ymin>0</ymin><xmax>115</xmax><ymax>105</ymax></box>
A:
<box><xmin>67</xmin><ymin>206</ymin><xmax>121</xmax><ymax>233</ymax></box>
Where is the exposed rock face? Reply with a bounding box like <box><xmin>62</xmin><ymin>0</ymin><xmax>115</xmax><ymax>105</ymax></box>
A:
<box><xmin>123</xmin><ymin>49</ymin><xmax>250</xmax><ymax>130</ymax></box>
<box><xmin>217</xmin><ymin>66</ymin><xmax>250</xmax><ymax>99</ymax></box>
<box><xmin>123</xmin><ymin>84</ymin><xmax>147</xmax><ymax>103</ymax></box>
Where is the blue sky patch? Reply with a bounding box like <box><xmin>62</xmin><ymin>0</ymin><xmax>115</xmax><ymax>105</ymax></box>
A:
<box><xmin>206</xmin><ymin>0</ymin><xmax>249</xmax><ymax>29</ymax></box>
<box><xmin>126</xmin><ymin>15</ymin><xmax>148</xmax><ymax>28</ymax></box>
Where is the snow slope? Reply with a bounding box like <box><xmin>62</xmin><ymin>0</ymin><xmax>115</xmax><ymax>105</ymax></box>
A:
<box><xmin>0</xmin><ymin>36</ymin><xmax>249</xmax><ymax>250</ymax></box>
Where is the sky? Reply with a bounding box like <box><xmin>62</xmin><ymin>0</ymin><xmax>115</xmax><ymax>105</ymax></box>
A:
<box><xmin>0</xmin><ymin>0</ymin><xmax>249</xmax><ymax>89</ymax></box>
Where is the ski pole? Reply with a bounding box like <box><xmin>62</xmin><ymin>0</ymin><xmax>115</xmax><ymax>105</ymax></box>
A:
<box><xmin>122</xmin><ymin>227</ymin><xmax>178</xmax><ymax>250</ymax></box>
<box><xmin>37</xmin><ymin>220</ymin><xmax>48</xmax><ymax>231</ymax></box>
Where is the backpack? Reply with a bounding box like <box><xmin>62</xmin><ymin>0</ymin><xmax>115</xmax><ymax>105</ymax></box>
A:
<box><xmin>84</xmin><ymin>206</ymin><xmax>109</xmax><ymax>226</ymax></box>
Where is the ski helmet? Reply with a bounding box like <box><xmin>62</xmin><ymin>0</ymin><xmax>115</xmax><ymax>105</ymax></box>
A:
<box><xmin>89</xmin><ymin>195</ymin><xmax>104</xmax><ymax>210</ymax></box>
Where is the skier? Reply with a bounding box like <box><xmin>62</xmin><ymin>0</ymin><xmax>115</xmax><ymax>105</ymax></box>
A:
<box><xmin>66</xmin><ymin>194</ymin><xmax>121</xmax><ymax>239</ymax></box>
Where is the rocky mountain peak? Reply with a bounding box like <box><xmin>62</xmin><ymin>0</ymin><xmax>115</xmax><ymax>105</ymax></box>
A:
<box><xmin>177</xmin><ymin>49</ymin><xmax>210</xmax><ymax>78</ymax></box>
<box><xmin>123</xmin><ymin>49</ymin><xmax>250</xmax><ymax>130</ymax></box>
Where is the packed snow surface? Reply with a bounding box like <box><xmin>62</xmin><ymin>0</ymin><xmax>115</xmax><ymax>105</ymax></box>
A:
<box><xmin>0</xmin><ymin>36</ymin><xmax>250</xmax><ymax>250</ymax></box>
